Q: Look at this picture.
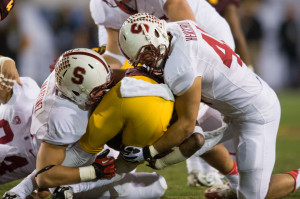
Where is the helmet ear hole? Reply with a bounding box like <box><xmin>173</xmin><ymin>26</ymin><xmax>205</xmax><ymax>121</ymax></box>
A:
<box><xmin>72</xmin><ymin>91</ymin><xmax>80</xmax><ymax>96</ymax></box>
<box><xmin>155</xmin><ymin>30</ymin><xmax>159</xmax><ymax>38</ymax></box>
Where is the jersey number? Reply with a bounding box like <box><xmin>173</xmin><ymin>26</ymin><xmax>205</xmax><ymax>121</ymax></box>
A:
<box><xmin>196</xmin><ymin>26</ymin><xmax>243</xmax><ymax>68</ymax></box>
<box><xmin>0</xmin><ymin>119</ymin><xmax>28</xmax><ymax>175</ymax></box>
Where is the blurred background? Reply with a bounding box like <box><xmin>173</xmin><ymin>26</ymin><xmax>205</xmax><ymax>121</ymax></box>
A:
<box><xmin>0</xmin><ymin>0</ymin><xmax>300</xmax><ymax>89</ymax></box>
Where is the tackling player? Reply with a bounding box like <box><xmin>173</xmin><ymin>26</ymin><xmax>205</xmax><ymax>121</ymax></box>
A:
<box><xmin>90</xmin><ymin>0</ymin><xmax>234</xmax><ymax>69</ymax></box>
<box><xmin>90</xmin><ymin>0</ymin><xmax>239</xmax><ymax>187</ymax></box>
<box><xmin>118</xmin><ymin>13</ymin><xmax>300</xmax><ymax>199</ymax></box>
<box><xmin>2</xmin><ymin>48</ymin><xmax>168</xmax><ymax>199</ymax></box>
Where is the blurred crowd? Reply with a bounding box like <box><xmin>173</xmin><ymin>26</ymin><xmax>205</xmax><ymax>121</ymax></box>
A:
<box><xmin>0</xmin><ymin>0</ymin><xmax>299</xmax><ymax>89</ymax></box>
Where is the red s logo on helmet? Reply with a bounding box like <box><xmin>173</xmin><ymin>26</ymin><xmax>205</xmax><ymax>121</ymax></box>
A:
<box><xmin>131</xmin><ymin>23</ymin><xmax>149</xmax><ymax>34</ymax></box>
<box><xmin>72</xmin><ymin>67</ymin><xmax>86</xmax><ymax>84</ymax></box>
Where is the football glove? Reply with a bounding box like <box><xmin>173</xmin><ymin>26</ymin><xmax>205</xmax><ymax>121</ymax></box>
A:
<box><xmin>92</xmin><ymin>149</ymin><xmax>116</xmax><ymax>179</ymax></box>
<box><xmin>121</xmin><ymin>146</ymin><xmax>152</xmax><ymax>163</ymax></box>
<box><xmin>52</xmin><ymin>186</ymin><xmax>73</xmax><ymax>199</ymax></box>
<box><xmin>1</xmin><ymin>191</ymin><xmax>20</xmax><ymax>199</ymax></box>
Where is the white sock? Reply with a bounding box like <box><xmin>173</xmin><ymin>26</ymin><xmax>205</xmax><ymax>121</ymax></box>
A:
<box><xmin>286</xmin><ymin>168</ymin><xmax>300</xmax><ymax>191</ymax></box>
<box><xmin>222</xmin><ymin>161</ymin><xmax>239</xmax><ymax>190</ymax></box>
<box><xmin>296</xmin><ymin>169</ymin><xmax>300</xmax><ymax>190</ymax></box>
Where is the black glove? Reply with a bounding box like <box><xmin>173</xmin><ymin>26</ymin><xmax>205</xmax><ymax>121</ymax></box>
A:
<box><xmin>92</xmin><ymin>149</ymin><xmax>116</xmax><ymax>179</ymax></box>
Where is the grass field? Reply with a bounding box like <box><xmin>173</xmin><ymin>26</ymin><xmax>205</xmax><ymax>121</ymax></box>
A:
<box><xmin>1</xmin><ymin>90</ymin><xmax>300</xmax><ymax>198</ymax></box>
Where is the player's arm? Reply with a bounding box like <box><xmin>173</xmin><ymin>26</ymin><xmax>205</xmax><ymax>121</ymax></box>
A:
<box><xmin>35</xmin><ymin>142</ymin><xmax>115</xmax><ymax>188</ymax></box>
<box><xmin>35</xmin><ymin>142</ymin><xmax>80</xmax><ymax>188</ymax></box>
<box><xmin>102</xmin><ymin>28</ymin><xmax>126</xmax><ymax>69</ymax></box>
<box><xmin>121</xmin><ymin>76</ymin><xmax>203</xmax><ymax>162</ymax></box>
<box><xmin>152</xmin><ymin>76</ymin><xmax>202</xmax><ymax>154</ymax></box>
<box><xmin>163</xmin><ymin>0</ymin><xmax>196</xmax><ymax>22</ymax></box>
<box><xmin>0</xmin><ymin>55</ymin><xmax>22</xmax><ymax>91</ymax></box>
<box><xmin>222</xmin><ymin>4</ymin><xmax>251</xmax><ymax>66</ymax></box>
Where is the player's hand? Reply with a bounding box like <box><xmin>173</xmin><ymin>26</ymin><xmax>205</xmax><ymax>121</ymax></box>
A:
<box><xmin>121</xmin><ymin>146</ymin><xmax>152</xmax><ymax>163</ymax></box>
<box><xmin>2</xmin><ymin>191</ymin><xmax>20</xmax><ymax>199</ymax></box>
<box><xmin>0</xmin><ymin>58</ymin><xmax>22</xmax><ymax>90</ymax></box>
<box><xmin>91</xmin><ymin>46</ymin><xmax>106</xmax><ymax>55</ymax></box>
<box><xmin>52</xmin><ymin>186</ymin><xmax>73</xmax><ymax>199</ymax></box>
<box><xmin>92</xmin><ymin>149</ymin><xmax>116</xmax><ymax>179</ymax></box>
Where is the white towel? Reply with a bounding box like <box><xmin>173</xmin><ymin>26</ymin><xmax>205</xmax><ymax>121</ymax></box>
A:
<box><xmin>120</xmin><ymin>77</ymin><xmax>175</xmax><ymax>101</ymax></box>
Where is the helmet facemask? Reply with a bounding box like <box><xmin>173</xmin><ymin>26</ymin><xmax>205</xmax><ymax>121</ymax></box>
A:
<box><xmin>88</xmin><ymin>72</ymin><xmax>115</xmax><ymax>106</ymax></box>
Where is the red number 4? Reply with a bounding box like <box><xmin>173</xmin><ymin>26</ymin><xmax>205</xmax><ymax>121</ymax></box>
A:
<box><xmin>196</xmin><ymin>26</ymin><xmax>243</xmax><ymax>68</ymax></box>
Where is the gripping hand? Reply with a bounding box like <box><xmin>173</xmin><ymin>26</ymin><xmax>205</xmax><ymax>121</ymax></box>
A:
<box><xmin>52</xmin><ymin>186</ymin><xmax>73</xmax><ymax>199</ymax></box>
<box><xmin>92</xmin><ymin>149</ymin><xmax>116</xmax><ymax>179</ymax></box>
<box><xmin>121</xmin><ymin>146</ymin><xmax>152</xmax><ymax>163</ymax></box>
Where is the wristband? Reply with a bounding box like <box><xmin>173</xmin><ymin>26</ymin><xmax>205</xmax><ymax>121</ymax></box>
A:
<box><xmin>79</xmin><ymin>165</ymin><xmax>96</xmax><ymax>182</ymax></box>
<box><xmin>149</xmin><ymin>145</ymin><xmax>159</xmax><ymax>158</ymax></box>
<box><xmin>155</xmin><ymin>147</ymin><xmax>187</xmax><ymax>169</ymax></box>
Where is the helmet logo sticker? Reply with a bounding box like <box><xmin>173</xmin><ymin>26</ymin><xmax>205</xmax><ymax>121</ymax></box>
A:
<box><xmin>131</xmin><ymin>23</ymin><xmax>149</xmax><ymax>34</ymax></box>
<box><xmin>71</xmin><ymin>67</ymin><xmax>86</xmax><ymax>85</ymax></box>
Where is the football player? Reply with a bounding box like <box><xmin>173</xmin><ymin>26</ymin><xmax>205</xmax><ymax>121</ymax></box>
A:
<box><xmin>118</xmin><ymin>13</ymin><xmax>300</xmax><ymax>199</ymax></box>
<box><xmin>0</xmin><ymin>0</ymin><xmax>15</xmax><ymax>21</ymax></box>
<box><xmin>91</xmin><ymin>0</ymin><xmax>239</xmax><ymax>187</ymax></box>
<box><xmin>0</xmin><ymin>56</ymin><xmax>39</xmax><ymax>185</ymax></box>
<box><xmin>90</xmin><ymin>0</ymin><xmax>234</xmax><ymax>69</ymax></box>
<box><xmin>3</xmin><ymin>49</ymin><xmax>167</xmax><ymax>199</ymax></box>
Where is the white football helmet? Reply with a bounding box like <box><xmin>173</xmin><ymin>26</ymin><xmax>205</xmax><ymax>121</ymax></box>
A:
<box><xmin>119</xmin><ymin>13</ymin><xmax>169</xmax><ymax>73</ymax></box>
<box><xmin>55</xmin><ymin>48</ymin><xmax>114</xmax><ymax>107</ymax></box>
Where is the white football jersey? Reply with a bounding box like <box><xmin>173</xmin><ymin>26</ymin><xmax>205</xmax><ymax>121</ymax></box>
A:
<box><xmin>31</xmin><ymin>71</ymin><xmax>89</xmax><ymax>146</ymax></box>
<box><xmin>0</xmin><ymin>77</ymin><xmax>40</xmax><ymax>184</ymax></box>
<box><xmin>90</xmin><ymin>0</ymin><xmax>234</xmax><ymax>49</ymax></box>
<box><xmin>165</xmin><ymin>20</ymin><xmax>274</xmax><ymax>122</ymax></box>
